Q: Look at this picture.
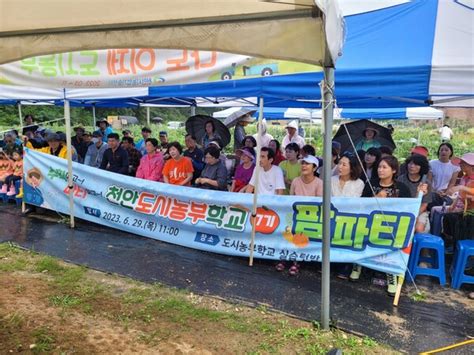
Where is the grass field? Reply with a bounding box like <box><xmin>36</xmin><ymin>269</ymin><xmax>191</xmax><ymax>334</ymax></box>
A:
<box><xmin>0</xmin><ymin>243</ymin><xmax>396</xmax><ymax>354</ymax></box>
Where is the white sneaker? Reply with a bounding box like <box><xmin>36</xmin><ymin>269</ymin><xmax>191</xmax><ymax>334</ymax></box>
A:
<box><xmin>386</xmin><ymin>274</ymin><xmax>398</xmax><ymax>296</ymax></box>
<box><xmin>349</xmin><ymin>264</ymin><xmax>362</xmax><ymax>281</ymax></box>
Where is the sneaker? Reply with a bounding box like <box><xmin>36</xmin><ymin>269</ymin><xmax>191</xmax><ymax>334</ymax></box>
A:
<box><xmin>386</xmin><ymin>274</ymin><xmax>398</xmax><ymax>296</ymax></box>
<box><xmin>349</xmin><ymin>264</ymin><xmax>361</xmax><ymax>281</ymax></box>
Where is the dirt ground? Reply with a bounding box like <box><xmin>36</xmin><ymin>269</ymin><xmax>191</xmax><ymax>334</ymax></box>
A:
<box><xmin>0</xmin><ymin>243</ymin><xmax>395</xmax><ymax>354</ymax></box>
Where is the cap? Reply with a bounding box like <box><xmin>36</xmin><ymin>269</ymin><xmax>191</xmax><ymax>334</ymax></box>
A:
<box><xmin>459</xmin><ymin>152</ymin><xmax>474</xmax><ymax>166</ymax></box>
<box><xmin>240</xmin><ymin>114</ymin><xmax>254</xmax><ymax>123</ymax></box>
<box><xmin>92</xmin><ymin>131</ymin><xmax>103</xmax><ymax>138</ymax></box>
<box><xmin>57</xmin><ymin>132</ymin><xmax>67</xmax><ymax>141</ymax></box>
<box><xmin>363</xmin><ymin>127</ymin><xmax>378</xmax><ymax>136</ymax></box>
<box><xmin>122</xmin><ymin>129</ymin><xmax>132</xmax><ymax>135</ymax></box>
<box><xmin>96</xmin><ymin>119</ymin><xmax>109</xmax><ymax>126</ymax></box>
<box><xmin>236</xmin><ymin>147</ymin><xmax>255</xmax><ymax>160</ymax></box>
<box><xmin>45</xmin><ymin>133</ymin><xmax>60</xmax><ymax>142</ymax></box>
<box><xmin>411</xmin><ymin>145</ymin><xmax>429</xmax><ymax>157</ymax></box>
<box><xmin>82</xmin><ymin>131</ymin><xmax>92</xmax><ymax>136</ymax></box>
<box><xmin>285</xmin><ymin>120</ymin><xmax>298</xmax><ymax>130</ymax></box>
<box><xmin>74</xmin><ymin>126</ymin><xmax>85</xmax><ymax>132</ymax></box>
<box><xmin>159</xmin><ymin>131</ymin><xmax>167</xmax><ymax>136</ymax></box>
<box><xmin>300</xmin><ymin>155</ymin><xmax>319</xmax><ymax>168</ymax></box>
<box><xmin>208</xmin><ymin>140</ymin><xmax>221</xmax><ymax>150</ymax></box>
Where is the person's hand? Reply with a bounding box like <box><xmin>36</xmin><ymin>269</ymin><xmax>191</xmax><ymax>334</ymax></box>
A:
<box><xmin>446</xmin><ymin>185</ymin><xmax>462</xmax><ymax>195</ymax></box>
<box><xmin>417</xmin><ymin>183</ymin><xmax>428</xmax><ymax>195</ymax></box>
<box><xmin>195</xmin><ymin>178</ymin><xmax>201</xmax><ymax>184</ymax></box>
<box><xmin>376</xmin><ymin>189</ymin><xmax>388</xmax><ymax>198</ymax></box>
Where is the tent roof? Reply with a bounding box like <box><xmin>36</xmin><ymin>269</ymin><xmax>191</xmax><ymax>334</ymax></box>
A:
<box><xmin>0</xmin><ymin>0</ymin><xmax>344</xmax><ymax>66</ymax></box>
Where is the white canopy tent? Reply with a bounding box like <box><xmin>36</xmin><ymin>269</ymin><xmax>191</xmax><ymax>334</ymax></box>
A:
<box><xmin>0</xmin><ymin>0</ymin><xmax>345</xmax><ymax>329</ymax></box>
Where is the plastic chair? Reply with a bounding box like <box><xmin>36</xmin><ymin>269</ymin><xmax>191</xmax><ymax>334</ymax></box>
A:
<box><xmin>451</xmin><ymin>240</ymin><xmax>474</xmax><ymax>289</ymax></box>
<box><xmin>407</xmin><ymin>233</ymin><xmax>446</xmax><ymax>286</ymax></box>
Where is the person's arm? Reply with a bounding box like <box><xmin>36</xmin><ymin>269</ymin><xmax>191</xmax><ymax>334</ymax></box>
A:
<box><xmin>246</xmin><ymin>184</ymin><xmax>255</xmax><ymax>193</ymax></box>
<box><xmin>136</xmin><ymin>157</ymin><xmax>144</xmax><ymax>179</ymax></box>
<box><xmin>99</xmin><ymin>150</ymin><xmax>109</xmax><ymax>170</ymax></box>
<box><xmin>179</xmin><ymin>173</ymin><xmax>193</xmax><ymax>186</ymax></box>
<box><xmin>446</xmin><ymin>170</ymin><xmax>459</xmax><ymax>191</ymax></box>
<box><xmin>119</xmin><ymin>150</ymin><xmax>130</xmax><ymax>174</ymax></box>
<box><xmin>153</xmin><ymin>156</ymin><xmax>164</xmax><ymax>182</ymax></box>
<box><xmin>230</xmin><ymin>180</ymin><xmax>236</xmax><ymax>192</ymax></box>
<box><xmin>275</xmin><ymin>188</ymin><xmax>284</xmax><ymax>195</ymax></box>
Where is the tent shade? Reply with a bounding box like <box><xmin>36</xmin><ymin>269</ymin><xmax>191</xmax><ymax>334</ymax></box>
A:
<box><xmin>0</xmin><ymin>0</ymin><xmax>344</xmax><ymax>66</ymax></box>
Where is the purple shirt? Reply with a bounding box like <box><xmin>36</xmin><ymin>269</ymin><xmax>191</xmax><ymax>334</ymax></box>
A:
<box><xmin>234</xmin><ymin>163</ymin><xmax>255</xmax><ymax>185</ymax></box>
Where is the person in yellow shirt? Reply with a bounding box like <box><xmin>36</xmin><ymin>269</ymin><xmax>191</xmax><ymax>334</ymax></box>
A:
<box><xmin>26</xmin><ymin>133</ymin><xmax>68</xmax><ymax>159</ymax></box>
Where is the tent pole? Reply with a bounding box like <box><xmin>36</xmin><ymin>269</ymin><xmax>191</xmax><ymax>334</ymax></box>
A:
<box><xmin>92</xmin><ymin>104</ymin><xmax>97</xmax><ymax>128</ymax></box>
<box><xmin>249</xmin><ymin>97</ymin><xmax>264</xmax><ymax>266</ymax></box>
<box><xmin>64</xmin><ymin>99</ymin><xmax>75</xmax><ymax>229</ymax></box>
<box><xmin>190</xmin><ymin>105</ymin><xmax>196</xmax><ymax>116</ymax></box>
<box><xmin>18</xmin><ymin>102</ymin><xmax>23</xmax><ymax>131</ymax></box>
<box><xmin>321</xmin><ymin>67</ymin><xmax>335</xmax><ymax>331</ymax></box>
<box><xmin>146</xmin><ymin>106</ymin><xmax>151</xmax><ymax>126</ymax></box>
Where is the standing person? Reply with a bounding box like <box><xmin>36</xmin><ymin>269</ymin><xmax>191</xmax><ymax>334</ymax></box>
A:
<box><xmin>279</xmin><ymin>143</ymin><xmax>301</xmax><ymax>195</ymax></box>
<box><xmin>71</xmin><ymin>126</ymin><xmax>89</xmax><ymax>163</ymax></box>
<box><xmin>439</xmin><ymin>124</ymin><xmax>453</xmax><ymax>142</ymax></box>
<box><xmin>361</xmin><ymin>147</ymin><xmax>381</xmax><ymax>182</ymax></box>
<box><xmin>22</xmin><ymin>114</ymin><xmax>39</xmax><ymax>135</ymax></box>
<box><xmin>268</xmin><ymin>139</ymin><xmax>286</xmax><ymax>166</ymax></box>
<box><xmin>230</xmin><ymin>147</ymin><xmax>255</xmax><ymax>192</ymax></box>
<box><xmin>195</xmin><ymin>146</ymin><xmax>228</xmax><ymax>191</ymax></box>
<box><xmin>99</xmin><ymin>133</ymin><xmax>129</xmax><ymax>175</ymax></box>
<box><xmin>355</xmin><ymin>127</ymin><xmax>381</xmax><ymax>151</ymax></box>
<box><xmin>253</xmin><ymin>119</ymin><xmax>273</xmax><ymax>148</ymax></box>
<box><xmin>84</xmin><ymin>132</ymin><xmax>108</xmax><ymax>168</ymax></box>
<box><xmin>282</xmin><ymin>120</ymin><xmax>305</xmax><ymax>150</ymax></box>
<box><xmin>135</xmin><ymin>127</ymin><xmax>152</xmax><ymax>156</ymax></box>
<box><xmin>233</xmin><ymin>114</ymin><xmax>254</xmax><ymax>151</ymax></box>
<box><xmin>183</xmin><ymin>134</ymin><xmax>205</xmax><ymax>184</ymax></box>
<box><xmin>290</xmin><ymin>155</ymin><xmax>323</xmax><ymax>197</ymax></box>
<box><xmin>201</xmin><ymin>120</ymin><xmax>221</xmax><ymax>149</ymax></box>
<box><xmin>351</xmin><ymin>156</ymin><xmax>411</xmax><ymax>296</ymax></box>
<box><xmin>162</xmin><ymin>142</ymin><xmax>194</xmax><ymax>186</ymax></box>
<box><xmin>136</xmin><ymin>138</ymin><xmax>164</xmax><ymax>182</ymax></box>
<box><xmin>246</xmin><ymin>147</ymin><xmax>285</xmax><ymax>195</ymax></box>
<box><xmin>397</xmin><ymin>154</ymin><xmax>431</xmax><ymax>233</ymax></box>
<box><xmin>428</xmin><ymin>143</ymin><xmax>460</xmax><ymax>205</ymax></box>
<box><xmin>94</xmin><ymin>119</ymin><xmax>114</xmax><ymax>142</ymax></box>
<box><xmin>121</xmin><ymin>137</ymin><xmax>142</xmax><ymax>176</ymax></box>
<box><xmin>159</xmin><ymin>131</ymin><xmax>170</xmax><ymax>159</ymax></box>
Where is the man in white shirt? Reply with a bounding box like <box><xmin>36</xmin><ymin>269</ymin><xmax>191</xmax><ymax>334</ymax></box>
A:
<box><xmin>282</xmin><ymin>120</ymin><xmax>305</xmax><ymax>150</ymax></box>
<box><xmin>246</xmin><ymin>147</ymin><xmax>285</xmax><ymax>195</ymax></box>
<box><xmin>439</xmin><ymin>124</ymin><xmax>453</xmax><ymax>142</ymax></box>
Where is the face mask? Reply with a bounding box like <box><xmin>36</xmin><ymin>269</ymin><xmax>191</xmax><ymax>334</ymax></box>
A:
<box><xmin>92</xmin><ymin>138</ymin><xmax>99</xmax><ymax>144</ymax></box>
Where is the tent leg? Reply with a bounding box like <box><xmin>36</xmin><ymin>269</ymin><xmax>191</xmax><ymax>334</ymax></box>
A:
<box><xmin>321</xmin><ymin>67</ymin><xmax>335</xmax><ymax>330</ymax></box>
<box><xmin>249</xmin><ymin>97</ymin><xmax>264</xmax><ymax>266</ymax></box>
<box><xmin>190</xmin><ymin>105</ymin><xmax>196</xmax><ymax>116</ymax></box>
<box><xmin>92</xmin><ymin>104</ymin><xmax>96</xmax><ymax>128</ymax></box>
<box><xmin>18</xmin><ymin>102</ymin><xmax>23</xmax><ymax>131</ymax></box>
<box><xmin>146</xmin><ymin>106</ymin><xmax>151</xmax><ymax>126</ymax></box>
<box><xmin>64</xmin><ymin>100</ymin><xmax>75</xmax><ymax>229</ymax></box>
<box><xmin>393</xmin><ymin>275</ymin><xmax>404</xmax><ymax>306</ymax></box>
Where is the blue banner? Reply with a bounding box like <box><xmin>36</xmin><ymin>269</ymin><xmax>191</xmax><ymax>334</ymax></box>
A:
<box><xmin>24</xmin><ymin>149</ymin><xmax>421</xmax><ymax>275</ymax></box>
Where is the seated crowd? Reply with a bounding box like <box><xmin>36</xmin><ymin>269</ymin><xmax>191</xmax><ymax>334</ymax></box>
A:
<box><xmin>1</xmin><ymin>115</ymin><xmax>473</xmax><ymax>297</ymax></box>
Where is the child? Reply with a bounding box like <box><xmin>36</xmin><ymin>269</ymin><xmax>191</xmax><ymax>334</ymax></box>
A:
<box><xmin>0</xmin><ymin>150</ymin><xmax>13</xmax><ymax>192</ymax></box>
<box><xmin>1</xmin><ymin>150</ymin><xmax>23</xmax><ymax>196</ymax></box>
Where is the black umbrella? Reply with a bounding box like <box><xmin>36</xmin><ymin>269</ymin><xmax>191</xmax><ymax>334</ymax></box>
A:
<box><xmin>185</xmin><ymin>115</ymin><xmax>231</xmax><ymax>148</ymax></box>
<box><xmin>333</xmin><ymin>119</ymin><xmax>396</xmax><ymax>153</ymax></box>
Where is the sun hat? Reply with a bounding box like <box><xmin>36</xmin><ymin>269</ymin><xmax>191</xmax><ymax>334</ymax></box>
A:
<box><xmin>300</xmin><ymin>155</ymin><xmax>319</xmax><ymax>168</ymax></box>
<box><xmin>237</xmin><ymin>147</ymin><xmax>256</xmax><ymax>160</ymax></box>
<box><xmin>459</xmin><ymin>152</ymin><xmax>474</xmax><ymax>166</ymax></box>
<box><xmin>411</xmin><ymin>145</ymin><xmax>429</xmax><ymax>157</ymax></box>
<box><xmin>285</xmin><ymin>120</ymin><xmax>298</xmax><ymax>130</ymax></box>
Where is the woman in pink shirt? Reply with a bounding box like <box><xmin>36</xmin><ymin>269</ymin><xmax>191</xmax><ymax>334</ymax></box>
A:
<box><xmin>136</xmin><ymin>138</ymin><xmax>164</xmax><ymax>182</ymax></box>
